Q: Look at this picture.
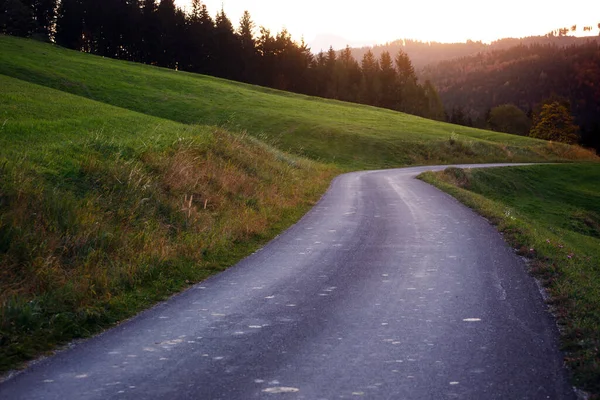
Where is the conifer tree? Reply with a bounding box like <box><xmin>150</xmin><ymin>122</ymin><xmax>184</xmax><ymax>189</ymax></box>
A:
<box><xmin>30</xmin><ymin>0</ymin><xmax>57</xmax><ymax>40</ymax></box>
<box><xmin>55</xmin><ymin>0</ymin><xmax>84</xmax><ymax>50</ymax></box>
<box><xmin>360</xmin><ymin>49</ymin><xmax>380</xmax><ymax>106</ymax></box>
<box><xmin>238</xmin><ymin>10</ymin><xmax>257</xmax><ymax>83</ymax></box>
<box><xmin>256</xmin><ymin>27</ymin><xmax>276</xmax><ymax>86</ymax></box>
<box><xmin>378</xmin><ymin>51</ymin><xmax>397</xmax><ymax>110</ymax></box>
<box><xmin>214</xmin><ymin>7</ymin><xmax>241</xmax><ymax>79</ymax></box>
<box><xmin>186</xmin><ymin>0</ymin><xmax>214</xmax><ymax>74</ymax></box>
<box><xmin>423</xmin><ymin>80</ymin><xmax>445</xmax><ymax>121</ymax></box>
<box><xmin>2</xmin><ymin>0</ymin><xmax>35</xmax><ymax>37</ymax></box>
<box><xmin>156</xmin><ymin>0</ymin><xmax>180</xmax><ymax>68</ymax></box>
<box><xmin>140</xmin><ymin>0</ymin><xmax>160</xmax><ymax>64</ymax></box>
<box><xmin>324</xmin><ymin>46</ymin><xmax>337</xmax><ymax>98</ymax></box>
<box><xmin>337</xmin><ymin>46</ymin><xmax>361</xmax><ymax>102</ymax></box>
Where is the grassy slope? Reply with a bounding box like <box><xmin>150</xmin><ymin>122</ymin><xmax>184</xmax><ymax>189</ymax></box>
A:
<box><xmin>1</xmin><ymin>35</ymin><xmax>599</xmax><ymax>382</ymax></box>
<box><xmin>0</xmin><ymin>74</ymin><xmax>335</xmax><ymax>372</ymax></box>
<box><xmin>419</xmin><ymin>165</ymin><xmax>600</xmax><ymax>394</ymax></box>
<box><xmin>0</xmin><ymin>35</ymin><xmax>597</xmax><ymax>169</ymax></box>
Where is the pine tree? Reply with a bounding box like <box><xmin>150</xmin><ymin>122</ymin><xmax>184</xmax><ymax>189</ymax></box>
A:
<box><xmin>55</xmin><ymin>0</ymin><xmax>84</xmax><ymax>50</ymax></box>
<box><xmin>336</xmin><ymin>46</ymin><xmax>361</xmax><ymax>102</ymax></box>
<box><xmin>392</xmin><ymin>49</ymin><xmax>432</xmax><ymax>116</ymax></box>
<box><xmin>123</xmin><ymin>0</ymin><xmax>143</xmax><ymax>61</ymax></box>
<box><xmin>324</xmin><ymin>46</ymin><xmax>337</xmax><ymax>98</ymax></box>
<box><xmin>30</xmin><ymin>0</ymin><xmax>57</xmax><ymax>40</ymax></box>
<box><xmin>237</xmin><ymin>10</ymin><xmax>256</xmax><ymax>83</ymax></box>
<box><xmin>423</xmin><ymin>80</ymin><xmax>445</xmax><ymax>121</ymax></box>
<box><xmin>274</xmin><ymin>30</ymin><xmax>312</xmax><ymax>93</ymax></box>
<box><xmin>156</xmin><ymin>0</ymin><xmax>179</xmax><ymax>68</ymax></box>
<box><xmin>213</xmin><ymin>7</ymin><xmax>241</xmax><ymax>79</ymax></box>
<box><xmin>140</xmin><ymin>0</ymin><xmax>159</xmax><ymax>64</ymax></box>
<box><xmin>312</xmin><ymin>50</ymin><xmax>328</xmax><ymax>96</ymax></box>
<box><xmin>394</xmin><ymin>50</ymin><xmax>416</xmax><ymax>87</ymax></box>
<box><xmin>360</xmin><ymin>49</ymin><xmax>380</xmax><ymax>106</ymax></box>
<box><xmin>186</xmin><ymin>0</ymin><xmax>214</xmax><ymax>73</ymax></box>
<box><xmin>1</xmin><ymin>0</ymin><xmax>34</xmax><ymax>37</ymax></box>
<box><xmin>256</xmin><ymin>27</ymin><xmax>276</xmax><ymax>87</ymax></box>
<box><xmin>378</xmin><ymin>51</ymin><xmax>397</xmax><ymax>110</ymax></box>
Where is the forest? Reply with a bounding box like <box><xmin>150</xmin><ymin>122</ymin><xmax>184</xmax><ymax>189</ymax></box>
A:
<box><xmin>423</xmin><ymin>41</ymin><xmax>600</xmax><ymax>152</ymax></box>
<box><xmin>350</xmin><ymin>34</ymin><xmax>600</xmax><ymax>71</ymax></box>
<box><xmin>0</xmin><ymin>0</ymin><xmax>444</xmax><ymax>121</ymax></box>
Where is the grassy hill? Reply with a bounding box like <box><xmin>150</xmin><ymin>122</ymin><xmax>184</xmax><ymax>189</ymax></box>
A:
<box><xmin>0</xmin><ymin>35</ymin><xmax>597</xmax><ymax>169</ymax></box>
<box><xmin>0</xmin><ymin>73</ymin><xmax>335</xmax><ymax>372</ymax></box>
<box><xmin>0</xmin><ymin>35</ymin><xmax>598</xmax><ymax>377</ymax></box>
<box><xmin>420</xmin><ymin>164</ymin><xmax>600</xmax><ymax>394</ymax></box>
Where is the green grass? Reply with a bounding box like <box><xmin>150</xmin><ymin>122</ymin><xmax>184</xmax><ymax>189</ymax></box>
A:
<box><xmin>0</xmin><ymin>35</ymin><xmax>598</xmax><ymax>381</ymax></box>
<box><xmin>0</xmin><ymin>74</ymin><xmax>336</xmax><ymax>372</ymax></box>
<box><xmin>419</xmin><ymin>164</ymin><xmax>600</xmax><ymax>395</ymax></box>
<box><xmin>0</xmin><ymin>35</ymin><xmax>597</xmax><ymax>169</ymax></box>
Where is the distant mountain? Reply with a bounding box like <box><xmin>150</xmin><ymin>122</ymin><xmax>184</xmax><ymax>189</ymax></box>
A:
<box><xmin>421</xmin><ymin>40</ymin><xmax>600</xmax><ymax>151</ymax></box>
<box><xmin>346</xmin><ymin>35</ymin><xmax>600</xmax><ymax>71</ymax></box>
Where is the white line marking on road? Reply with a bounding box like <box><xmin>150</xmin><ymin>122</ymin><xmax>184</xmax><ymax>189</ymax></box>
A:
<box><xmin>263</xmin><ymin>387</ymin><xmax>299</xmax><ymax>393</ymax></box>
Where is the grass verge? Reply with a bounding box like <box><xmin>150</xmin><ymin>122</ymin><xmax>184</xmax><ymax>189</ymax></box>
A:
<box><xmin>0</xmin><ymin>75</ymin><xmax>337</xmax><ymax>373</ymax></box>
<box><xmin>418</xmin><ymin>164</ymin><xmax>600</xmax><ymax>395</ymax></box>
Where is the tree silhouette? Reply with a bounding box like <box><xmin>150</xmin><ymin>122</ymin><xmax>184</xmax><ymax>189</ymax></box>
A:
<box><xmin>156</xmin><ymin>0</ymin><xmax>184</xmax><ymax>69</ymax></box>
<box><xmin>213</xmin><ymin>7</ymin><xmax>241</xmax><ymax>80</ymax></box>
<box><xmin>238</xmin><ymin>10</ymin><xmax>257</xmax><ymax>83</ymax></box>
<box><xmin>140</xmin><ymin>0</ymin><xmax>160</xmax><ymax>64</ymax></box>
<box><xmin>31</xmin><ymin>0</ymin><xmax>57</xmax><ymax>40</ymax></box>
<box><xmin>337</xmin><ymin>46</ymin><xmax>361</xmax><ymax>102</ymax></box>
<box><xmin>55</xmin><ymin>0</ymin><xmax>84</xmax><ymax>50</ymax></box>
<box><xmin>185</xmin><ymin>0</ymin><xmax>215</xmax><ymax>74</ymax></box>
<box><xmin>423</xmin><ymin>80</ymin><xmax>445</xmax><ymax>121</ymax></box>
<box><xmin>360</xmin><ymin>50</ymin><xmax>380</xmax><ymax>106</ymax></box>
<box><xmin>378</xmin><ymin>51</ymin><xmax>397</xmax><ymax>109</ymax></box>
<box><xmin>1</xmin><ymin>0</ymin><xmax>34</xmax><ymax>37</ymax></box>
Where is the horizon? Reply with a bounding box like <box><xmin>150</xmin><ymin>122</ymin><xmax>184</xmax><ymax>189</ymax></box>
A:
<box><xmin>175</xmin><ymin>0</ymin><xmax>600</xmax><ymax>50</ymax></box>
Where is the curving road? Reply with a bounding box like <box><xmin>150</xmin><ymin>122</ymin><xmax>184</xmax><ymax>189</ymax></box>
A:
<box><xmin>0</xmin><ymin>164</ymin><xmax>574</xmax><ymax>399</ymax></box>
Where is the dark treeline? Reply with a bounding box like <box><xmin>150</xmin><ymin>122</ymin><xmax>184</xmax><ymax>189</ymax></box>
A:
<box><xmin>423</xmin><ymin>41</ymin><xmax>600</xmax><ymax>152</ymax></box>
<box><xmin>0</xmin><ymin>0</ymin><xmax>444</xmax><ymax>120</ymax></box>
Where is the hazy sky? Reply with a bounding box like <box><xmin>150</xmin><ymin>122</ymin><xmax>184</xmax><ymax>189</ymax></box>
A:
<box><xmin>175</xmin><ymin>0</ymin><xmax>600</xmax><ymax>48</ymax></box>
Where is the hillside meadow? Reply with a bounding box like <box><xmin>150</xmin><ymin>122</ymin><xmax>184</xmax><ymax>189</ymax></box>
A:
<box><xmin>0</xmin><ymin>35</ymin><xmax>597</xmax><ymax>170</ymax></box>
<box><xmin>0</xmin><ymin>74</ymin><xmax>335</xmax><ymax>372</ymax></box>
<box><xmin>0</xmin><ymin>35</ymin><xmax>598</xmax><ymax>388</ymax></box>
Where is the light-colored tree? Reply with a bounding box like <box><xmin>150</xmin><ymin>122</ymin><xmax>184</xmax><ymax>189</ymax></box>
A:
<box><xmin>529</xmin><ymin>102</ymin><xmax>579</xmax><ymax>144</ymax></box>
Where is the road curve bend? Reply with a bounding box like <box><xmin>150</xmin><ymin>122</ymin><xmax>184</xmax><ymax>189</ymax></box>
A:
<box><xmin>0</xmin><ymin>164</ymin><xmax>574</xmax><ymax>399</ymax></box>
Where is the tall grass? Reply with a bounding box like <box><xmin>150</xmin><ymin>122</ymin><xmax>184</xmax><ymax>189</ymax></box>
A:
<box><xmin>0</xmin><ymin>76</ymin><xmax>336</xmax><ymax>372</ymax></box>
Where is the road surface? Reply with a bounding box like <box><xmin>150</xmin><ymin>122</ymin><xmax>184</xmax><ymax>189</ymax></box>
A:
<box><xmin>0</xmin><ymin>164</ymin><xmax>574</xmax><ymax>399</ymax></box>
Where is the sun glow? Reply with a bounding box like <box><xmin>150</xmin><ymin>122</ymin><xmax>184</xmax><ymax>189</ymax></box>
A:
<box><xmin>175</xmin><ymin>0</ymin><xmax>600</xmax><ymax>49</ymax></box>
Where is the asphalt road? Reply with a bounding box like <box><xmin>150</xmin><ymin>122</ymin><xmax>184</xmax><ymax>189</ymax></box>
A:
<box><xmin>0</xmin><ymin>164</ymin><xmax>574</xmax><ymax>400</ymax></box>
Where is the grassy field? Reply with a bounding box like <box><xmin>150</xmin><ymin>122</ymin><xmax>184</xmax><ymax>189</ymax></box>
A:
<box><xmin>0</xmin><ymin>74</ymin><xmax>336</xmax><ymax>372</ymax></box>
<box><xmin>0</xmin><ymin>35</ymin><xmax>599</xmax><ymax>381</ymax></box>
<box><xmin>419</xmin><ymin>164</ymin><xmax>600</xmax><ymax>394</ymax></box>
<box><xmin>0</xmin><ymin>35</ymin><xmax>597</xmax><ymax>169</ymax></box>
